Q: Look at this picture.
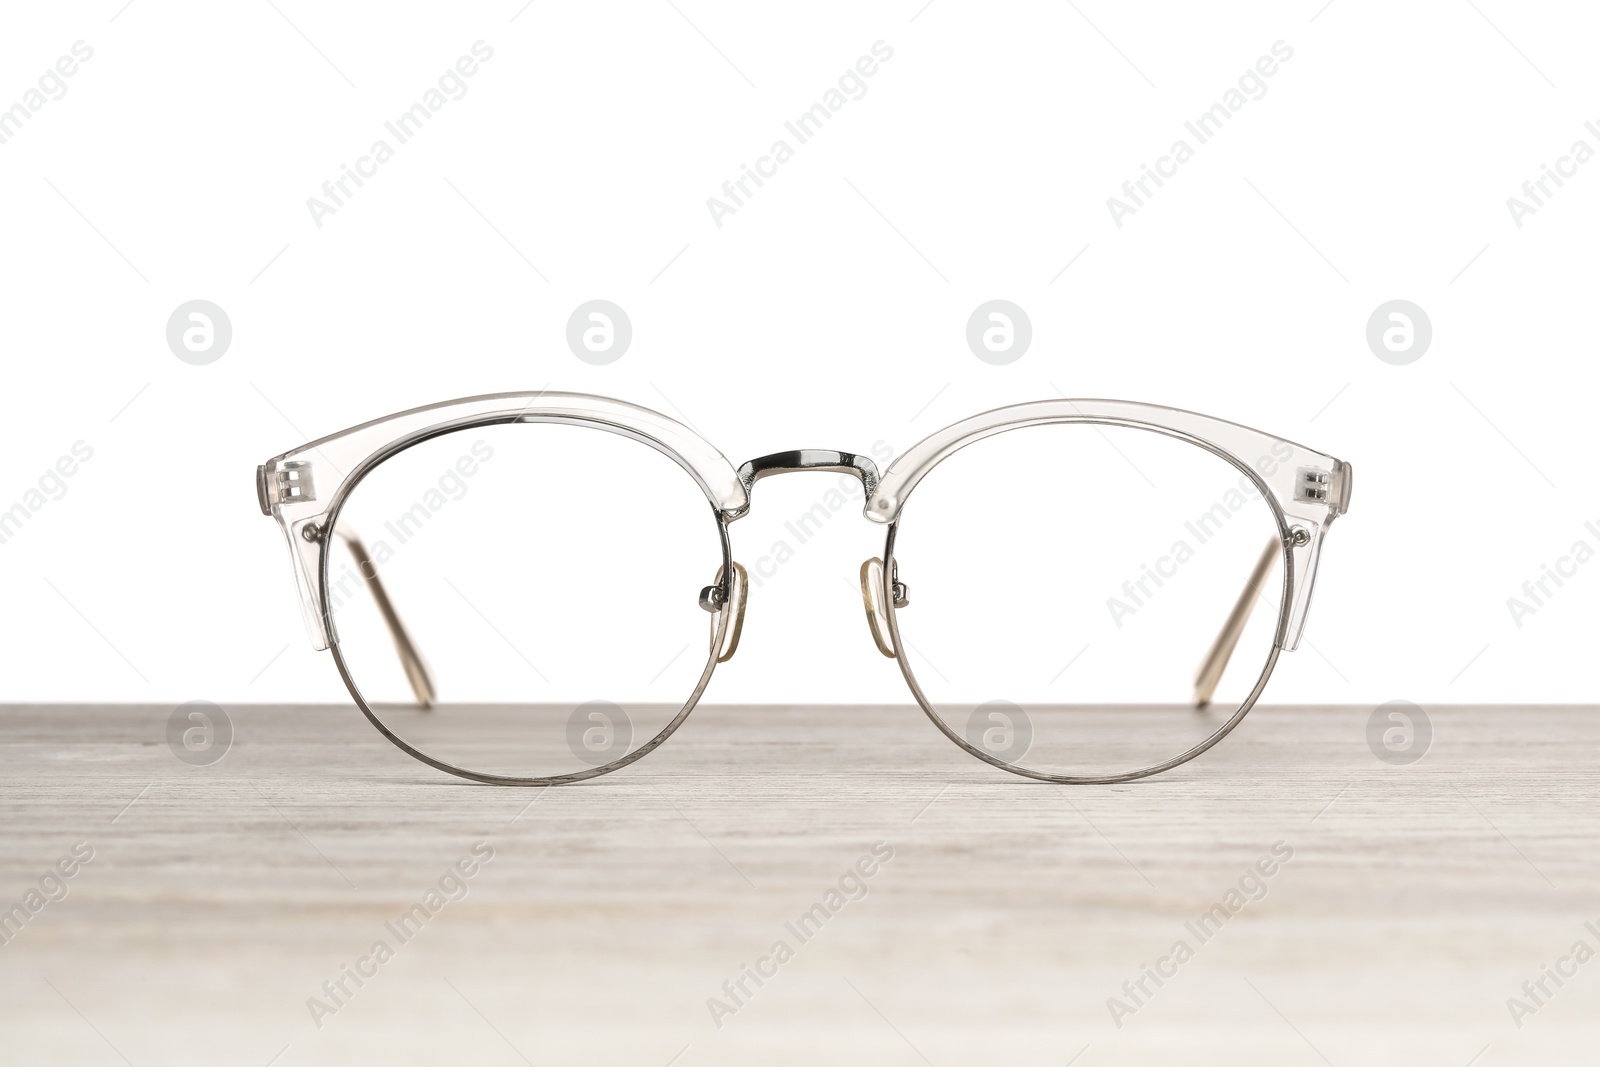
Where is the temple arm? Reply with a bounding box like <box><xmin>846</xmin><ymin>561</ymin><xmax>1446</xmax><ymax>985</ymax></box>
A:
<box><xmin>1192</xmin><ymin>538</ymin><xmax>1279</xmax><ymax>708</ymax></box>
<box><xmin>334</xmin><ymin>528</ymin><xmax>436</xmax><ymax>708</ymax></box>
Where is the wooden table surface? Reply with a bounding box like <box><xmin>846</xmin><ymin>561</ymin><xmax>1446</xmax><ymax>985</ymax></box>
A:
<box><xmin>1</xmin><ymin>703</ymin><xmax>1596</xmax><ymax>1065</ymax></box>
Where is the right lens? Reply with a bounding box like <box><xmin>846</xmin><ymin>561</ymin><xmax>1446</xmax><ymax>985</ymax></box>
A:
<box><xmin>886</xmin><ymin>421</ymin><xmax>1287</xmax><ymax>780</ymax></box>
<box><xmin>327</xmin><ymin>421</ymin><xmax>727</xmax><ymax>781</ymax></box>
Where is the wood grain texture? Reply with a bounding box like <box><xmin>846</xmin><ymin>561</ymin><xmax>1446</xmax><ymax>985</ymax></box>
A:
<box><xmin>1</xmin><ymin>703</ymin><xmax>1596</xmax><ymax>1065</ymax></box>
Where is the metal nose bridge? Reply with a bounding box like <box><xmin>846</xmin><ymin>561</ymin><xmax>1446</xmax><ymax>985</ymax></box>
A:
<box><xmin>733</xmin><ymin>450</ymin><xmax>880</xmax><ymax>513</ymax></box>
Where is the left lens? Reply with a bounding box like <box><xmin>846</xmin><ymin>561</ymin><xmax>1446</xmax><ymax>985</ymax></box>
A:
<box><xmin>328</xmin><ymin>421</ymin><xmax>726</xmax><ymax>781</ymax></box>
<box><xmin>885</xmin><ymin>421</ymin><xmax>1287</xmax><ymax>780</ymax></box>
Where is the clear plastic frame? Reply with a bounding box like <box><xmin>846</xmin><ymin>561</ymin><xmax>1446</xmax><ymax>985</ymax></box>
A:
<box><xmin>259</xmin><ymin>391</ymin><xmax>1351</xmax><ymax>786</ymax></box>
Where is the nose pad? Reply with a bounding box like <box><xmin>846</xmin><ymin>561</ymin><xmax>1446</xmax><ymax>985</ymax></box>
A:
<box><xmin>859</xmin><ymin>557</ymin><xmax>900</xmax><ymax>658</ymax></box>
<box><xmin>699</xmin><ymin>562</ymin><xmax>748</xmax><ymax>663</ymax></box>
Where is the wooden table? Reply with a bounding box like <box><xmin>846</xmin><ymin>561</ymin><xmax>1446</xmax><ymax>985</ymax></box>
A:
<box><xmin>1</xmin><ymin>704</ymin><xmax>1595</xmax><ymax>1065</ymax></box>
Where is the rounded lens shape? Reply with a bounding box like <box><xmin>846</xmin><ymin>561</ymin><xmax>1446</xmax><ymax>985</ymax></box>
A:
<box><xmin>886</xmin><ymin>423</ymin><xmax>1286</xmax><ymax>780</ymax></box>
<box><xmin>328</xmin><ymin>422</ymin><xmax>725</xmax><ymax>780</ymax></box>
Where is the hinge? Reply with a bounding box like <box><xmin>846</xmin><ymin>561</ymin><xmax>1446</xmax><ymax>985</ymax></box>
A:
<box><xmin>1294</xmin><ymin>466</ymin><xmax>1331</xmax><ymax>504</ymax></box>
<box><xmin>258</xmin><ymin>461</ymin><xmax>316</xmax><ymax>513</ymax></box>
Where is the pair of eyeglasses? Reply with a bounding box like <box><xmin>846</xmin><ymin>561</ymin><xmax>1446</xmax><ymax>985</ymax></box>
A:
<box><xmin>257</xmin><ymin>392</ymin><xmax>1351</xmax><ymax>785</ymax></box>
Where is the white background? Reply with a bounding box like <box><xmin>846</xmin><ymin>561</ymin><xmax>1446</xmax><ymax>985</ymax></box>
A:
<box><xmin>0</xmin><ymin>0</ymin><xmax>1594</xmax><ymax>707</ymax></box>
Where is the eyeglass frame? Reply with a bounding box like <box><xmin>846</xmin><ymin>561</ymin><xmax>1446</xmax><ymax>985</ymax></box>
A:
<box><xmin>258</xmin><ymin>390</ymin><xmax>1351</xmax><ymax>787</ymax></box>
